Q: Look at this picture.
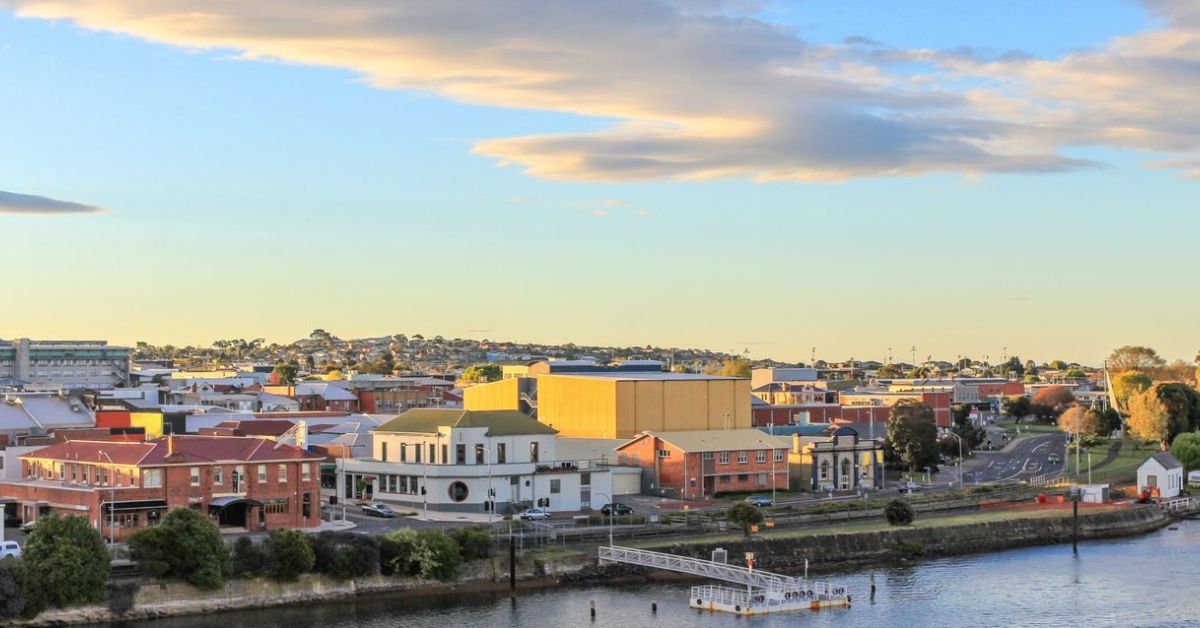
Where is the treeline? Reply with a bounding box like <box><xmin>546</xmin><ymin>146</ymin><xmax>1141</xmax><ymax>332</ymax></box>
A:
<box><xmin>0</xmin><ymin>509</ymin><xmax>493</xmax><ymax>620</ymax></box>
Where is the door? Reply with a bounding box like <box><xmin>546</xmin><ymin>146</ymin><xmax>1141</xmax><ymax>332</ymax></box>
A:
<box><xmin>840</xmin><ymin>459</ymin><xmax>851</xmax><ymax>490</ymax></box>
<box><xmin>1147</xmin><ymin>474</ymin><xmax>1158</xmax><ymax>488</ymax></box>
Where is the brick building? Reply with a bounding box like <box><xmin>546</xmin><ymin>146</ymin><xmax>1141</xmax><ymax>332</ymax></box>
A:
<box><xmin>0</xmin><ymin>435</ymin><xmax>322</xmax><ymax>541</ymax></box>
<box><xmin>615</xmin><ymin>429</ymin><xmax>790</xmax><ymax>500</ymax></box>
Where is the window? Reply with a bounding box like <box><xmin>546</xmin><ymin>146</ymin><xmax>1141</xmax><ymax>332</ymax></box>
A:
<box><xmin>550</xmin><ymin>479</ymin><xmax>561</xmax><ymax>494</ymax></box>
<box><xmin>738</xmin><ymin>451</ymin><xmax>748</xmax><ymax>464</ymax></box>
<box><xmin>400</xmin><ymin>443</ymin><xmax>407</xmax><ymax>463</ymax></box>
<box><xmin>820</xmin><ymin>460</ymin><xmax>829</xmax><ymax>480</ymax></box>
<box><xmin>581</xmin><ymin>472</ymin><xmax>591</xmax><ymax>486</ymax></box>
<box><xmin>719</xmin><ymin>452</ymin><xmax>730</xmax><ymax>465</ymax></box>
<box><xmin>756</xmin><ymin>450</ymin><xmax>766</xmax><ymax>463</ymax></box>
<box><xmin>143</xmin><ymin>469</ymin><xmax>163</xmax><ymax>487</ymax></box>
<box><xmin>414</xmin><ymin>445</ymin><xmax>422</xmax><ymax>464</ymax></box>
<box><xmin>213</xmin><ymin>466</ymin><xmax>223</xmax><ymax>485</ymax></box>
<box><xmin>278</xmin><ymin>464</ymin><xmax>287</xmax><ymax>482</ymax></box>
<box><xmin>190</xmin><ymin>466</ymin><xmax>200</xmax><ymax>486</ymax></box>
<box><xmin>302</xmin><ymin>463</ymin><xmax>311</xmax><ymax>482</ymax></box>
<box><xmin>530</xmin><ymin>441</ymin><xmax>540</xmax><ymax>463</ymax></box>
<box><xmin>657</xmin><ymin>449</ymin><xmax>671</xmax><ymax>458</ymax></box>
<box><xmin>719</xmin><ymin>475</ymin><xmax>731</xmax><ymax>484</ymax></box>
<box><xmin>475</xmin><ymin>444</ymin><xmax>485</xmax><ymax>464</ymax></box>
<box><xmin>497</xmin><ymin>443</ymin><xmax>507</xmax><ymax>464</ymax></box>
<box><xmin>381</xmin><ymin>442</ymin><xmax>389</xmax><ymax>462</ymax></box>
<box><xmin>757</xmin><ymin>473</ymin><xmax>768</xmax><ymax>486</ymax></box>
<box><xmin>257</xmin><ymin>464</ymin><xmax>267</xmax><ymax>483</ymax></box>
<box><xmin>456</xmin><ymin>444</ymin><xmax>466</xmax><ymax>465</ymax></box>
<box><xmin>264</xmin><ymin>499</ymin><xmax>289</xmax><ymax>515</ymax></box>
<box><xmin>737</xmin><ymin>474</ymin><xmax>749</xmax><ymax>482</ymax></box>
<box><xmin>702</xmin><ymin>452</ymin><xmax>714</xmax><ymax>460</ymax></box>
<box><xmin>774</xmin><ymin>449</ymin><xmax>785</xmax><ymax>463</ymax></box>
<box><xmin>442</xmin><ymin>444</ymin><xmax>448</xmax><ymax>464</ymax></box>
<box><xmin>448</xmin><ymin>481</ymin><xmax>469</xmax><ymax>502</ymax></box>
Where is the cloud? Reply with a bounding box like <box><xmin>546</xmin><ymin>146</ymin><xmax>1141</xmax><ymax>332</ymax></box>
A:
<box><xmin>4</xmin><ymin>1</ymin><xmax>1199</xmax><ymax>180</ymax></box>
<box><xmin>0</xmin><ymin>190</ymin><xmax>104</xmax><ymax>215</ymax></box>
<box><xmin>601</xmin><ymin>199</ymin><xmax>628</xmax><ymax>207</ymax></box>
<box><xmin>591</xmin><ymin>209</ymin><xmax>608</xmax><ymax>218</ymax></box>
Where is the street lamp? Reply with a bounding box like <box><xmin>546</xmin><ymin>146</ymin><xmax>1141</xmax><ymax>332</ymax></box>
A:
<box><xmin>98</xmin><ymin>451</ymin><xmax>115</xmax><ymax>545</ymax></box>
<box><xmin>475</xmin><ymin>444</ymin><xmax>494</xmax><ymax>526</ymax></box>
<box><xmin>756</xmin><ymin>439</ymin><xmax>777</xmax><ymax>505</ymax></box>
<box><xmin>593</xmin><ymin>491</ymin><xmax>613</xmax><ymax>547</ymax></box>
<box><xmin>944</xmin><ymin>432</ymin><xmax>963</xmax><ymax>488</ymax></box>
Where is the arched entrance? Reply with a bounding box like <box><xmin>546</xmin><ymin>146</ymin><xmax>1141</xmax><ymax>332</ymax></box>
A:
<box><xmin>209</xmin><ymin>497</ymin><xmax>263</xmax><ymax>531</ymax></box>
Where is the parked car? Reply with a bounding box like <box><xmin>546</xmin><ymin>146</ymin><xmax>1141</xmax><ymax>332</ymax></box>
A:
<box><xmin>1048</xmin><ymin>453</ymin><xmax>1062</xmax><ymax>464</ymax></box>
<box><xmin>361</xmin><ymin>503</ymin><xmax>397</xmax><ymax>518</ymax></box>
<box><xmin>744</xmin><ymin>495</ymin><xmax>774</xmax><ymax>507</ymax></box>
<box><xmin>18</xmin><ymin>519</ymin><xmax>37</xmax><ymax>533</ymax></box>
<box><xmin>519</xmin><ymin>508</ymin><xmax>551</xmax><ymax>520</ymax></box>
<box><xmin>0</xmin><ymin>541</ymin><xmax>19</xmax><ymax>559</ymax></box>
<box><xmin>601</xmin><ymin>503</ymin><xmax>634</xmax><ymax>516</ymax></box>
<box><xmin>901</xmin><ymin>481</ymin><xmax>922</xmax><ymax>493</ymax></box>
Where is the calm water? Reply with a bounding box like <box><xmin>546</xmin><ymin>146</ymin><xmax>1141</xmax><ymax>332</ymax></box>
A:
<box><xmin>119</xmin><ymin>520</ymin><xmax>1200</xmax><ymax>628</ymax></box>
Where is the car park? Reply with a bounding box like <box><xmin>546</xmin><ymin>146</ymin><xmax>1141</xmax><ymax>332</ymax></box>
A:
<box><xmin>519</xmin><ymin>508</ymin><xmax>551</xmax><ymax>520</ymax></box>
<box><xmin>361</xmin><ymin>503</ymin><xmax>398</xmax><ymax>518</ymax></box>
<box><xmin>744</xmin><ymin>495</ymin><xmax>774</xmax><ymax>507</ymax></box>
<box><xmin>601</xmin><ymin>503</ymin><xmax>634</xmax><ymax>516</ymax></box>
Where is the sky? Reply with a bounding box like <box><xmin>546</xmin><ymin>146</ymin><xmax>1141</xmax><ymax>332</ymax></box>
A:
<box><xmin>1</xmin><ymin>0</ymin><xmax>1199</xmax><ymax>366</ymax></box>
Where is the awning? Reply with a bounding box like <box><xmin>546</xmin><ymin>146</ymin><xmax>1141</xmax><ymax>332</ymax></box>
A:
<box><xmin>101</xmin><ymin>499</ymin><xmax>167</xmax><ymax>512</ymax></box>
<box><xmin>209</xmin><ymin>496</ymin><xmax>262</xmax><ymax>509</ymax></box>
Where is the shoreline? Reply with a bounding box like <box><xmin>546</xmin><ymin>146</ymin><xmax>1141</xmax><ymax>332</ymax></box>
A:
<box><xmin>13</xmin><ymin>505</ymin><xmax>1171</xmax><ymax>626</ymax></box>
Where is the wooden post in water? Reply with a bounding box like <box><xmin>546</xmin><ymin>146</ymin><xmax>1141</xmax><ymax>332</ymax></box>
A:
<box><xmin>509</xmin><ymin>534</ymin><xmax>517</xmax><ymax>595</ymax></box>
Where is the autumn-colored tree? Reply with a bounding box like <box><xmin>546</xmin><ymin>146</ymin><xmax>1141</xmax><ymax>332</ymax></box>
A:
<box><xmin>876</xmin><ymin>364</ymin><xmax>903</xmax><ymax>378</ymax></box>
<box><xmin>1112</xmin><ymin>371</ymin><xmax>1152</xmax><ymax>409</ymax></box>
<box><xmin>1128</xmin><ymin>389</ymin><xmax>1171</xmax><ymax>449</ymax></box>
<box><xmin>1107</xmin><ymin>346</ymin><xmax>1165</xmax><ymax>373</ymax></box>
<box><xmin>708</xmin><ymin>357</ymin><xmax>751</xmax><ymax>378</ymax></box>
<box><xmin>1031</xmin><ymin>385</ymin><xmax>1075</xmax><ymax>410</ymax></box>
<box><xmin>460</xmin><ymin>364</ymin><xmax>501</xmax><ymax>383</ymax></box>
<box><xmin>1058</xmin><ymin>405</ymin><xmax>1102</xmax><ymax>438</ymax></box>
<box><xmin>1157</xmin><ymin>359</ymin><xmax>1196</xmax><ymax>383</ymax></box>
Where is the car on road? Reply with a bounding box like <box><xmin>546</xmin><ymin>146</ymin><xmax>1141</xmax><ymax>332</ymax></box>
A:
<box><xmin>601</xmin><ymin>503</ymin><xmax>634</xmax><ymax>516</ymax></box>
<box><xmin>361</xmin><ymin>503</ymin><xmax>398</xmax><ymax>518</ymax></box>
<box><xmin>18</xmin><ymin>519</ymin><xmax>37</xmax><ymax>533</ymax></box>
<box><xmin>519</xmin><ymin>508</ymin><xmax>551</xmax><ymax>520</ymax></box>
<box><xmin>1048</xmin><ymin>453</ymin><xmax>1061</xmax><ymax>464</ymax></box>
<box><xmin>901</xmin><ymin>481</ymin><xmax>922</xmax><ymax>493</ymax></box>
<box><xmin>744</xmin><ymin>495</ymin><xmax>774</xmax><ymax>507</ymax></box>
<box><xmin>0</xmin><ymin>541</ymin><xmax>19</xmax><ymax>559</ymax></box>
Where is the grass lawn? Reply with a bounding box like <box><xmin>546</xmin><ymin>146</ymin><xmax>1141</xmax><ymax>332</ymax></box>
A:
<box><xmin>1068</xmin><ymin>439</ymin><xmax>1153</xmax><ymax>483</ymax></box>
<box><xmin>631</xmin><ymin>506</ymin><xmax>1107</xmax><ymax>549</ymax></box>
<box><xmin>996</xmin><ymin>420</ymin><xmax>1062</xmax><ymax>436</ymax></box>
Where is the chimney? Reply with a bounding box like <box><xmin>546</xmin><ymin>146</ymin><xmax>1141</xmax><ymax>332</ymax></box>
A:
<box><xmin>168</xmin><ymin>435</ymin><xmax>174</xmax><ymax>456</ymax></box>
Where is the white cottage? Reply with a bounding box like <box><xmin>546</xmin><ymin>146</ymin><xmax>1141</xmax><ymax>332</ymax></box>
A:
<box><xmin>340</xmin><ymin>409</ymin><xmax>613</xmax><ymax>515</ymax></box>
<box><xmin>1137</xmin><ymin>452</ymin><xmax>1184</xmax><ymax>499</ymax></box>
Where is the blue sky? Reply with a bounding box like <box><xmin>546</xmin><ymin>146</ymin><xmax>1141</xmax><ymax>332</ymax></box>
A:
<box><xmin>1</xmin><ymin>1</ymin><xmax>1197</xmax><ymax>365</ymax></box>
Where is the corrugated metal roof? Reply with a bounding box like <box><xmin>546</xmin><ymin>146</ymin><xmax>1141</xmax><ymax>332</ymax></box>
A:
<box><xmin>619</xmin><ymin>429</ymin><xmax>790</xmax><ymax>453</ymax></box>
<box><xmin>375</xmin><ymin>409</ymin><xmax>557</xmax><ymax>436</ymax></box>
<box><xmin>545</xmin><ymin>372</ymin><xmax>744</xmax><ymax>381</ymax></box>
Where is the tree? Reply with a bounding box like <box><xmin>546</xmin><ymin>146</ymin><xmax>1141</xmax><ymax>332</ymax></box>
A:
<box><xmin>17</xmin><ymin>514</ymin><xmax>109</xmax><ymax>616</ymax></box>
<box><xmin>273</xmin><ymin>361</ymin><xmax>299</xmax><ymax>386</ymax></box>
<box><xmin>129</xmin><ymin>508</ymin><xmax>230</xmax><ymax>590</ymax></box>
<box><xmin>1024</xmin><ymin>360</ymin><xmax>1038</xmax><ymax>376</ymax></box>
<box><xmin>950</xmin><ymin>404</ymin><xmax>972</xmax><ymax>425</ymax></box>
<box><xmin>448</xmin><ymin>527</ymin><xmax>492</xmax><ymax>561</ymax></box>
<box><xmin>885</xmin><ymin>400</ymin><xmax>940</xmax><ymax>473</ymax></box>
<box><xmin>1048</xmin><ymin>360</ymin><xmax>1069</xmax><ymax>371</ymax></box>
<box><xmin>1153</xmin><ymin>383</ymin><xmax>1200</xmax><ymax>437</ymax></box>
<box><xmin>726</xmin><ymin>502</ymin><xmax>765</xmax><ymax>537</ymax></box>
<box><xmin>413</xmin><ymin>530</ymin><xmax>462</xmax><ymax>581</ymax></box>
<box><xmin>1128</xmin><ymin>389</ymin><xmax>1171</xmax><ymax>449</ymax></box>
<box><xmin>1064</xmin><ymin>368</ymin><xmax>1088</xmax><ymax>379</ymax></box>
<box><xmin>309</xmin><ymin>532</ymin><xmax>380</xmax><ymax>580</ymax></box>
<box><xmin>1003</xmin><ymin>357</ymin><xmax>1024</xmax><ymax>377</ymax></box>
<box><xmin>884</xmin><ymin>499</ymin><xmax>915</xmax><ymax>526</ymax></box>
<box><xmin>1158</xmin><ymin>359</ymin><xmax>1196</xmax><ymax>383</ymax></box>
<box><xmin>264</xmin><ymin>529</ymin><xmax>315</xmax><ymax>582</ymax></box>
<box><xmin>1107</xmin><ymin>346</ymin><xmax>1165</xmax><ymax>373</ymax></box>
<box><xmin>707</xmin><ymin>357</ymin><xmax>751</xmax><ymax>378</ymax></box>
<box><xmin>1031</xmin><ymin>385</ymin><xmax>1075</xmax><ymax>410</ymax></box>
<box><xmin>230</xmin><ymin>537</ymin><xmax>266</xmax><ymax>578</ymax></box>
<box><xmin>460</xmin><ymin>364</ymin><xmax>502</xmax><ymax>384</ymax></box>
<box><xmin>1058</xmin><ymin>405</ymin><xmax>1102</xmax><ymax>438</ymax></box>
<box><xmin>876</xmin><ymin>364</ymin><xmax>902</xmax><ymax>379</ymax></box>
<box><xmin>0</xmin><ymin>559</ymin><xmax>25</xmax><ymax>619</ymax></box>
<box><xmin>1004</xmin><ymin>396</ymin><xmax>1032</xmax><ymax>421</ymax></box>
<box><xmin>1112</xmin><ymin>371</ymin><xmax>1152</xmax><ymax>409</ymax></box>
<box><xmin>1170</xmin><ymin>432</ymin><xmax>1200</xmax><ymax>472</ymax></box>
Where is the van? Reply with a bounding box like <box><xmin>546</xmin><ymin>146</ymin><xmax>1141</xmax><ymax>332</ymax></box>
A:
<box><xmin>0</xmin><ymin>541</ymin><xmax>20</xmax><ymax>559</ymax></box>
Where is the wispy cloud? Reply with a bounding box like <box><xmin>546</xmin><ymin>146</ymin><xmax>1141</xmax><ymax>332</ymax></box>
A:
<box><xmin>591</xmin><ymin>209</ymin><xmax>609</xmax><ymax>218</ymax></box>
<box><xmin>6</xmin><ymin>1</ymin><xmax>1200</xmax><ymax>180</ymax></box>
<box><xmin>0</xmin><ymin>190</ymin><xmax>104</xmax><ymax>215</ymax></box>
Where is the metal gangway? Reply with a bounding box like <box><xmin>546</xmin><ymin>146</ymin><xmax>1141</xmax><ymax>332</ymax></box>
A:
<box><xmin>1159</xmin><ymin>496</ymin><xmax>1200</xmax><ymax>515</ymax></box>
<box><xmin>598</xmin><ymin>545</ymin><xmax>842</xmax><ymax>598</ymax></box>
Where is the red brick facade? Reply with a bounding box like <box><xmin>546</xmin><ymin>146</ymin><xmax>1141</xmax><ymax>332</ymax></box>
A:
<box><xmin>617</xmin><ymin>434</ymin><xmax>787</xmax><ymax>500</ymax></box>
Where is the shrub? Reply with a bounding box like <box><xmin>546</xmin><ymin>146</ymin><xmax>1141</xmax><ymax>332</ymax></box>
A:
<box><xmin>0</xmin><ymin>558</ymin><xmax>26</xmax><ymax>619</ymax></box>
<box><xmin>310</xmin><ymin>531</ymin><xmax>380</xmax><ymax>580</ymax></box>
<box><xmin>884</xmin><ymin>499</ymin><xmax>915</xmax><ymax>526</ymax></box>
<box><xmin>449</xmin><ymin>527</ymin><xmax>492</xmax><ymax>561</ymax></box>
<box><xmin>382</xmin><ymin>528</ymin><xmax>420</xmax><ymax>577</ymax></box>
<box><xmin>895</xmin><ymin>541</ymin><xmax>925</xmax><ymax>557</ymax></box>
<box><xmin>18</xmin><ymin>514</ymin><xmax>110</xmax><ymax>617</ymax></box>
<box><xmin>381</xmin><ymin>529</ymin><xmax>461</xmax><ymax>581</ymax></box>
<box><xmin>726</xmin><ymin>502</ymin><xmax>765</xmax><ymax>537</ymax></box>
<box><xmin>264</xmin><ymin>529</ymin><xmax>315</xmax><ymax>581</ymax></box>
<box><xmin>129</xmin><ymin>508</ymin><xmax>229</xmax><ymax>590</ymax></box>
<box><xmin>230</xmin><ymin>537</ymin><xmax>266</xmax><ymax>578</ymax></box>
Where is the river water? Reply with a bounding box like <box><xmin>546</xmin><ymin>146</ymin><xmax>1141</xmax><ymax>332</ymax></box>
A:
<box><xmin>119</xmin><ymin>520</ymin><xmax>1200</xmax><ymax>628</ymax></box>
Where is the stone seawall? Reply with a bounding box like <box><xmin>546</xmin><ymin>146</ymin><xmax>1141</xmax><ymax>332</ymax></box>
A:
<box><xmin>645</xmin><ymin>506</ymin><xmax>1171</xmax><ymax>574</ymax></box>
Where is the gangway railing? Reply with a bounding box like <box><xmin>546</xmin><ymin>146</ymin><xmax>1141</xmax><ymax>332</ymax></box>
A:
<box><xmin>599</xmin><ymin>545</ymin><xmax>814</xmax><ymax>593</ymax></box>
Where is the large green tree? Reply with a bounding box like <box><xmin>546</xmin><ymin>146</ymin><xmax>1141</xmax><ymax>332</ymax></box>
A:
<box><xmin>885</xmin><ymin>400</ymin><xmax>940</xmax><ymax>473</ymax></box>
<box><xmin>273</xmin><ymin>361</ymin><xmax>299</xmax><ymax>386</ymax></box>
<box><xmin>460</xmin><ymin>364</ymin><xmax>502</xmax><ymax>383</ymax></box>
<box><xmin>129</xmin><ymin>508</ymin><xmax>230</xmax><ymax>590</ymax></box>
<box><xmin>726</xmin><ymin>502</ymin><xmax>765</xmax><ymax>537</ymax></box>
<box><xmin>17</xmin><ymin>514</ymin><xmax>110</xmax><ymax>616</ymax></box>
<box><xmin>1170</xmin><ymin>432</ymin><xmax>1200</xmax><ymax>472</ymax></box>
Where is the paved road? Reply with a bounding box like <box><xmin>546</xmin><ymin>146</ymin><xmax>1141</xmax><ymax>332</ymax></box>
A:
<box><xmin>962</xmin><ymin>432</ymin><xmax>1068</xmax><ymax>483</ymax></box>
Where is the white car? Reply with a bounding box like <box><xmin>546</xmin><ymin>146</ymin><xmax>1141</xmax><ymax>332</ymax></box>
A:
<box><xmin>0</xmin><ymin>540</ymin><xmax>20</xmax><ymax>559</ymax></box>
<box><xmin>901</xmin><ymin>481</ymin><xmax>922</xmax><ymax>493</ymax></box>
<box><xmin>519</xmin><ymin>508</ymin><xmax>551</xmax><ymax>520</ymax></box>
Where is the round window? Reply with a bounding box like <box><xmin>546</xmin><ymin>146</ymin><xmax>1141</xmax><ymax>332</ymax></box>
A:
<box><xmin>448</xmin><ymin>481</ymin><xmax>469</xmax><ymax>503</ymax></box>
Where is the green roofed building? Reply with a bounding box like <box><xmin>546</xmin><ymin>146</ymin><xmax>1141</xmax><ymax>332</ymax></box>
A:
<box><xmin>339</xmin><ymin>408</ymin><xmax>615</xmax><ymax>515</ymax></box>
